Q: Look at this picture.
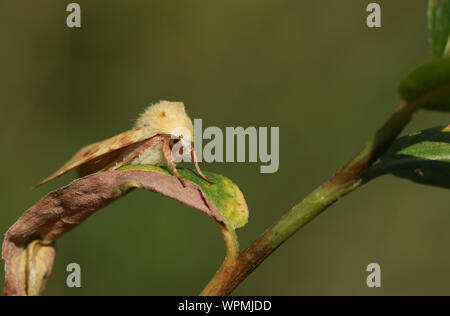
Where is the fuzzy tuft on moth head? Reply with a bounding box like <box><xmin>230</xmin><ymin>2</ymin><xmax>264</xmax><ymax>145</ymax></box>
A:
<box><xmin>132</xmin><ymin>100</ymin><xmax>212</xmax><ymax>184</ymax></box>
<box><xmin>135</xmin><ymin>101</ymin><xmax>194</xmax><ymax>142</ymax></box>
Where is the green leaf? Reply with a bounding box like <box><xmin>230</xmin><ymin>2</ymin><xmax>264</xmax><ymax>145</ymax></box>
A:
<box><xmin>428</xmin><ymin>0</ymin><xmax>450</xmax><ymax>57</ymax></box>
<box><xmin>364</xmin><ymin>125</ymin><xmax>450</xmax><ymax>188</ymax></box>
<box><xmin>119</xmin><ymin>165</ymin><xmax>249</xmax><ymax>230</ymax></box>
<box><xmin>399</xmin><ymin>56</ymin><xmax>450</xmax><ymax>112</ymax></box>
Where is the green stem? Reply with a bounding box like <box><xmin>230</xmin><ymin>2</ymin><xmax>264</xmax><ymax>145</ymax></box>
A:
<box><xmin>200</xmin><ymin>223</ymin><xmax>239</xmax><ymax>296</ymax></box>
<box><xmin>201</xmin><ymin>97</ymin><xmax>427</xmax><ymax>295</ymax></box>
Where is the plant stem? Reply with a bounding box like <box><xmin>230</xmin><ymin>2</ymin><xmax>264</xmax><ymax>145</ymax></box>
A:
<box><xmin>201</xmin><ymin>98</ymin><xmax>426</xmax><ymax>296</ymax></box>
<box><xmin>200</xmin><ymin>223</ymin><xmax>239</xmax><ymax>296</ymax></box>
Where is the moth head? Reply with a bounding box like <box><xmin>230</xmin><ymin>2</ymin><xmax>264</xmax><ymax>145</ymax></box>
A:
<box><xmin>135</xmin><ymin>100</ymin><xmax>194</xmax><ymax>141</ymax></box>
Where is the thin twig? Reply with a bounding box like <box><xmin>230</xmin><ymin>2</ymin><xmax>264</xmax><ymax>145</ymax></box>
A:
<box><xmin>201</xmin><ymin>85</ymin><xmax>445</xmax><ymax>295</ymax></box>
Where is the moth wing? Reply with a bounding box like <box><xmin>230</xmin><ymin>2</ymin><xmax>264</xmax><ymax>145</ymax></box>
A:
<box><xmin>34</xmin><ymin>128</ymin><xmax>149</xmax><ymax>188</ymax></box>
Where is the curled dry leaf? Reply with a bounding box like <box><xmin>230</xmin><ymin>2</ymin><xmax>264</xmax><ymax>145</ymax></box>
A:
<box><xmin>2</xmin><ymin>167</ymin><xmax>248</xmax><ymax>296</ymax></box>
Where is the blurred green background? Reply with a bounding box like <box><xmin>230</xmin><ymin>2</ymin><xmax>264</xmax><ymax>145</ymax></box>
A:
<box><xmin>1</xmin><ymin>0</ymin><xmax>449</xmax><ymax>296</ymax></box>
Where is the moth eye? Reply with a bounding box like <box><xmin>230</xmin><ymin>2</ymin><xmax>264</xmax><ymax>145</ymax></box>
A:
<box><xmin>169</xmin><ymin>139</ymin><xmax>181</xmax><ymax>149</ymax></box>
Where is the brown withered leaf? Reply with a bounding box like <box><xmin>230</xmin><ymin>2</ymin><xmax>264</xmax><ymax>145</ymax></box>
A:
<box><xmin>2</xmin><ymin>169</ymin><xmax>228</xmax><ymax>296</ymax></box>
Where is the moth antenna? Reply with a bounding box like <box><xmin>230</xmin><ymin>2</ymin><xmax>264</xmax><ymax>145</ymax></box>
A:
<box><xmin>191</xmin><ymin>146</ymin><xmax>214</xmax><ymax>184</ymax></box>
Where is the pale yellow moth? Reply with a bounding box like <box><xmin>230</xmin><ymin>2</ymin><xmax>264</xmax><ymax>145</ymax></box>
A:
<box><xmin>34</xmin><ymin>101</ymin><xmax>213</xmax><ymax>188</ymax></box>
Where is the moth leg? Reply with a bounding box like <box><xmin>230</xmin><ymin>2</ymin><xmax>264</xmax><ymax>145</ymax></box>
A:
<box><xmin>162</xmin><ymin>137</ymin><xmax>187</xmax><ymax>187</ymax></box>
<box><xmin>111</xmin><ymin>134</ymin><xmax>167</xmax><ymax>171</ymax></box>
<box><xmin>191</xmin><ymin>146</ymin><xmax>214</xmax><ymax>184</ymax></box>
